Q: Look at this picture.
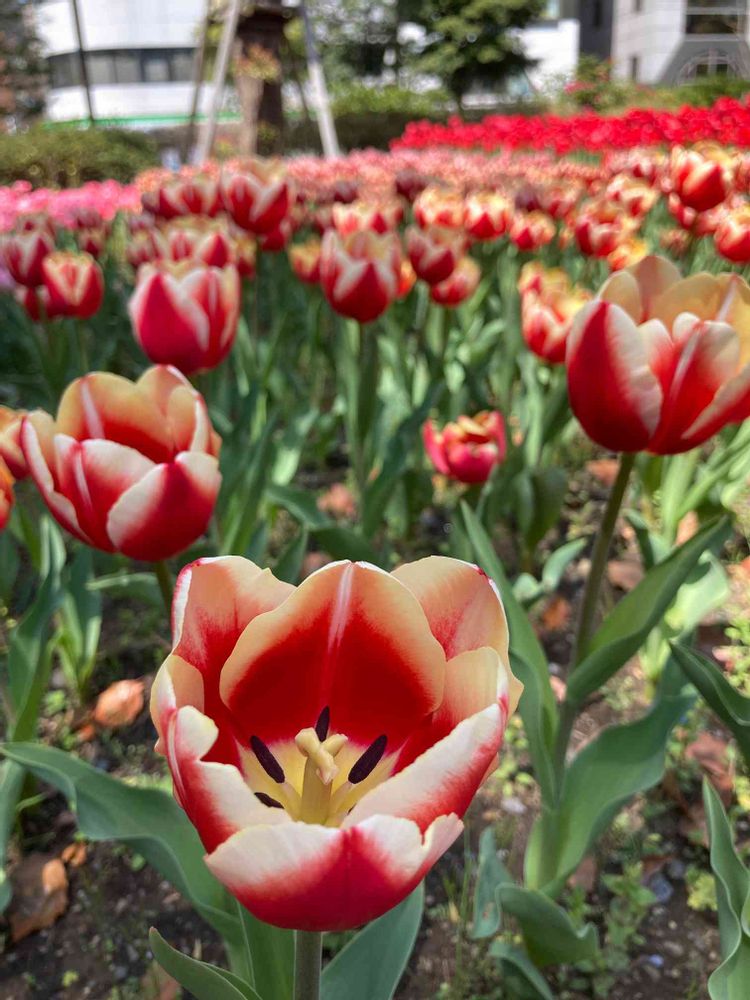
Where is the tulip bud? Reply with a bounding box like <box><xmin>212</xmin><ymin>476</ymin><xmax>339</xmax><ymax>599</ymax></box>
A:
<box><xmin>21</xmin><ymin>366</ymin><xmax>221</xmax><ymax>560</ymax></box>
<box><xmin>220</xmin><ymin>158</ymin><xmax>293</xmax><ymax>235</ymax></box>
<box><xmin>4</xmin><ymin>228</ymin><xmax>55</xmax><ymax>287</ymax></box>
<box><xmin>407</xmin><ymin>225</ymin><xmax>466</xmax><ymax>286</ymax></box>
<box><xmin>519</xmin><ymin>264</ymin><xmax>591</xmax><ymax>365</ymax></box>
<box><xmin>41</xmin><ymin>251</ymin><xmax>104</xmax><ymax>319</ymax></box>
<box><xmin>430</xmin><ymin>257</ymin><xmax>480</xmax><ymax>307</ymax></box>
<box><xmin>509</xmin><ymin>211</ymin><xmax>555</xmax><ymax>252</ymax></box>
<box><xmin>289</xmin><ymin>238</ymin><xmax>322</xmax><ymax>284</ymax></box>
<box><xmin>332</xmin><ymin>198</ymin><xmax>403</xmax><ymax>235</ymax></box>
<box><xmin>464</xmin><ymin>191</ymin><xmax>512</xmax><ymax>241</ymax></box>
<box><xmin>715</xmin><ymin>206</ymin><xmax>750</xmax><ymax>263</ymax></box>
<box><xmin>414</xmin><ymin>186</ymin><xmax>465</xmax><ymax>229</ymax></box>
<box><xmin>320</xmin><ymin>230</ymin><xmax>401</xmax><ymax>323</ymax></box>
<box><xmin>129</xmin><ymin>260</ymin><xmax>240</xmax><ymax>375</ymax></box>
<box><xmin>670</xmin><ymin>144</ymin><xmax>733</xmax><ymax>214</ymax></box>
<box><xmin>423</xmin><ymin>411</ymin><xmax>507</xmax><ymax>483</ymax></box>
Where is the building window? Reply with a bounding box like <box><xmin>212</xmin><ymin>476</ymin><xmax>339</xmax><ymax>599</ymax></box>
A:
<box><xmin>47</xmin><ymin>48</ymin><xmax>195</xmax><ymax>88</ymax></box>
<box><xmin>593</xmin><ymin>0</ymin><xmax>603</xmax><ymax>28</ymax></box>
<box><xmin>630</xmin><ymin>55</ymin><xmax>639</xmax><ymax>80</ymax></box>
<box><xmin>678</xmin><ymin>49</ymin><xmax>741</xmax><ymax>80</ymax></box>
<box><xmin>634</xmin><ymin>0</ymin><xmax>642</xmax><ymax>10</ymax></box>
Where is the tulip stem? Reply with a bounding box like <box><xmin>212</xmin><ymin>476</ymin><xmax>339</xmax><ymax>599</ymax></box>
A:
<box><xmin>75</xmin><ymin>320</ymin><xmax>89</xmax><ymax>373</ymax></box>
<box><xmin>294</xmin><ymin>930</ymin><xmax>322</xmax><ymax>1000</ymax></box>
<box><xmin>551</xmin><ymin>450</ymin><xmax>636</xmax><ymax>796</ymax></box>
<box><xmin>153</xmin><ymin>560</ymin><xmax>174</xmax><ymax>615</ymax></box>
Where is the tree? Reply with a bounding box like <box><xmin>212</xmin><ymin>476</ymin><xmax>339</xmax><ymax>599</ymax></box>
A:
<box><xmin>0</xmin><ymin>0</ymin><xmax>46</xmax><ymax>127</ymax></box>
<box><xmin>405</xmin><ymin>0</ymin><xmax>547</xmax><ymax>107</ymax></box>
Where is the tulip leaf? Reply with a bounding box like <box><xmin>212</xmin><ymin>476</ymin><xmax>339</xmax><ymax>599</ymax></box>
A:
<box><xmin>321</xmin><ymin>884</ymin><xmax>424</xmax><ymax>1000</ymax></box>
<box><xmin>673</xmin><ymin>643</ymin><xmax>750</xmax><ymax>770</ymax></box>
<box><xmin>472</xmin><ymin>827</ymin><xmax>512</xmax><ymax>939</ymax></box>
<box><xmin>472</xmin><ymin>830</ymin><xmax>598</xmax><ymax>964</ymax></box>
<box><xmin>149</xmin><ymin>928</ymin><xmax>262</xmax><ymax>1000</ymax></box>
<box><xmin>703</xmin><ymin>780</ymin><xmax>750</xmax><ymax>1000</ymax></box>
<box><xmin>461</xmin><ymin>503</ymin><xmax>556</xmax><ymax>803</ymax></box>
<box><xmin>566</xmin><ymin>516</ymin><xmax>730</xmax><ymax>707</ymax></box>
<box><xmin>88</xmin><ymin>570</ymin><xmax>163</xmax><ymax>607</ymax></box>
<box><xmin>0</xmin><ymin>742</ymin><xmax>239</xmax><ymax>941</ymax></box>
<box><xmin>274</xmin><ymin>527</ymin><xmax>309</xmax><ymax>585</ymax></box>
<box><xmin>525</xmin><ymin>694</ymin><xmax>692</xmax><ymax>892</ymax></box>
<box><xmin>0</xmin><ymin>760</ymin><xmax>25</xmax><ymax>912</ymax></box>
<box><xmin>487</xmin><ymin>941</ymin><xmax>554</xmax><ymax>1000</ymax></box>
<box><xmin>236</xmin><ymin>901</ymin><xmax>294</xmax><ymax>1000</ymax></box>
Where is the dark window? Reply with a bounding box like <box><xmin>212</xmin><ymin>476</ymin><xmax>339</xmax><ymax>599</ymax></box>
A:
<box><xmin>48</xmin><ymin>52</ymin><xmax>83</xmax><ymax>88</ymax></box>
<box><xmin>593</xmin><ymin>0</ymin><xmax>603</xmax><ymax>29</ymax></box>
<box><xmin>86</xmin><ymin>52</ymin><xmax>116</xmax><ymax>86</ymax></box>
<box><xmin>634</xmin><ymin>0</ymin><xmax>642</xmax><ymax>10</ymax></box>
<box><xmin>686</xmin><ymin>13</ymin><xmax>746</xmax><ymax>33</ymax></box>
<box><xmin>630</xmin><ymin>55</ymin><xmax>639</xmax><ymax>79</ymax></box>
<box><xmin>170</xmin><ymin>50</ymin><xmax>195</xmax><ymax>82</ymax></box>
<box><xmin>143</xmin><ymin>50</ymin><xmax>170</xmax><ymax>83</ymax></box>
<box><xmin>114</xmin><ymin>51</ymin><xmax>140</xmax><ymax>84</ymax></box>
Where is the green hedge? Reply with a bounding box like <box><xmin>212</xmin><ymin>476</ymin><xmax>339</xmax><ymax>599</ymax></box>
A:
<box><xmin>0</xmin><ymin>127</ymin><xmax>159</xmax><ymax>188</ymax></box>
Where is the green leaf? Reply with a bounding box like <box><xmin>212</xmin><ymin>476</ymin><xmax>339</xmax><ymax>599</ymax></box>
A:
<box><xmin>487</xmin><ymin>941</ymin><xmax>554</xmax><ymax>1000</ymax></box>
<box><xmin>461</xmin><ymin>503</ymin><xmax>556</xmax><ymax>803</ymax></box>
<box><xmin>313</xmin><ymin>525</ymin><xmax>384</xmax><ymax>566</ymax></box>
<box><xmin>0</xmin><ymin>760</ymin><xmax>25</xmax><ymax>912</ymax></box>
<box><xmin>236</xmin><ymin>902</ymin><xmax>294</xmax><ymax>1000</ymax></box>
<box><xmin>88</xmin><ymin>570</ymin><xmax>162</xmax><ymax>607</ymax></box>
<box><xmin>266</xmin><ymin>483</ymin><xmax>328</xmax><ymax>530</ymax></box>
<box><xmin>672</xmin><ymin>644</ymin><xmax>750</xmax><ymax>769</ymax></box>
<box><xmin>321</xmin><ymin>885</ymin><xmax>424</xmax><ymax>1000</ymax></box>
<box><xmin>472</xmin><ymin>828</ymin><xmax>512</xmax><ymax>939</ymax></box>
<box><xmin>517</xmin><ymin>467</ymin><xmax>567</xmax><ymax>552</ymax></box>
<box><xmin>498</xmin><ymin>886</ymin><xmax>599</xmax><ymax>966</ymax></box>
<box><xmin>149</xmin><ymin>928</ymin><xmax>261</xmax><ymax>1000</ymax></box>
<box><xmin>541</xmin><ymin>538</ymin><xmax>586</xmax><ymax>593</ymax></box>
<box><xmin>274</xmin><ymin>527</ymin><xmax>309</xmax><ymax>585</ymax></box>
<box><xmin>703</xmin><ymin>780</ymin><xmax>750</xmax><ymax>1000</ymax></box>
<box><xmin>525</xmin><ymin>695</ymin><xmax>692</xmax><ymax>892</ymax></box>
<box><xmin>566</xmin><ymin>517</ymin><xmax>730</xmax><ymax>706</ymax></box>
<box><xmin>0</xmin><ymin>743</ymin><xmax>238</xmax><ymax>941</ymax></box>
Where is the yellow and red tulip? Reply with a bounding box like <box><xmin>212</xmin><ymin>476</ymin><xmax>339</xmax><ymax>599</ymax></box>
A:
<box><xmin>509</xmin><ymin>211</ymin><xmax>555</xmax><ymax>252</ymax></box>
<box><xmin>519</xmin><ymin>263</ymin><xmax>591</xmax><ymax>365</ymax></box>
<box><xmin>567</xmin><ymin>255</ymin><xmax>750</xmax><ymax>454</ymax></box>
<box><xmin>3</xmin><ymin>228</ymin><xmax>54</xmax><ymax>287</ymax></box>
<box><xmin>129</xmin><ymin>260</ymin><xmax>241</xmax><ymax>375</ymax></box>
<box><xmin>669</xmin><ymin>143</ymin><xmax>733</xmax><ymax>214</ymax></box>
<box><xmin>0</xmin><ymin>457</ymin><xmax>13</xmax><ymax>532</ymax></box>
<box><xmin>21</xmin><ymin>366</ymin><xmax>221</xmax><ymax>560</ymax></box>
<box><xmin>463</xmin><ymin>191</ymin><xmax>512</xmax><ymax>241</ymax></box>
<box><xmin>220</xmin><ymin>158</ymin><xmax>293</xmax><ymax>235</ymax></box>
<box><xmin>150</xmin><ymin>555</ymin><xmax>520</xmax><ymax>930</ymax></box>
<box><xmin>406</xmin><ymin>225</ymin><xmax>466</xmax><ymax>286</ymax></box>
<box><xmin>430</xmin><ymin>256</ymin><xmax>480</xmax><ymax>308</ymax></box>
<box><xmin>289</xmin><ymin>238</ymin><xmax>322</xmax><ymax>285</ymax></box>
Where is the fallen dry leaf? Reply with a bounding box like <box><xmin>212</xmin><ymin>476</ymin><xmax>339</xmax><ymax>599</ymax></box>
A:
<box><xmin>607</xmin><ymin>557</ymin><xmax>643</xmax><ymax>592</ymax></box>
<box><xmin>586</xmin><ymin>459</ymin><xmax>619</xmax><ymax>487</ymax></box>
<box><xmin>61</xmin><ymin>842</ymin><xmax>87</xmax><ymax>869</ymax></box>
<box><xmin>540</xmin><ymin>594</ymin><xmax>572</xmax><ymax>632</ymax></box>
<box><xmin>74</xmin><ymin>721</ymin><xmax>96</xmax><ymax>743</ymax></box>
<box><xmin>8</xmin><ymin>854</ymin><xmax>68</xmax><ymax>942</ymax></box>
<box><xmin>686</xmin><ymin>731</ymin><xmax>734</xmax><ymax>805</ymax></box>
<box><xmin>93</xmin><ymin>678</ymin><xmax>145</xmax><ymax>729</ymax></box>
<box><xmin>569</xmin><ymin>855</ymin><xmax>598</xmax><ymax>893</ymax></box>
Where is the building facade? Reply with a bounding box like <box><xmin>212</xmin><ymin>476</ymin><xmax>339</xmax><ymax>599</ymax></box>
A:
<box><xmin>579</xmin><ymin>0</ymin><xmax>750</xmax><ymax>83</ymax></box>
<box><xmin>31</xmin><ymin>0</ymin><xmax>212</xmax><ymax>126</ymax></box>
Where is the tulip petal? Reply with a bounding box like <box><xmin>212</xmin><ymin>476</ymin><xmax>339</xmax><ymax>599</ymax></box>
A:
<box><xmin>392</xmin><ymin>557</ymin><xmax>508</xmax><ymax>660</ymax></box>
<box><xmin>20</xmin><ymin>414</ymin><xmax>89</xmax><ymax>544</ymax></box>
<box><xmin>567</xmin><ymin>302</ymin><xmax>663</xmax><ymax>452</ymax></box>
<box><xmin>221</xmin><ymin>561</ymin><xmax>445</xmax><ymax>748</ymax></box>
<box><xmin>166</xmin><ymin>705</ymin><xmax>289</xmax><ymax>852</ymax></box>
<box><xmin>205</xmin><ymin>811</ymin><xmax>462</xmax><ymax>931</ymax></box>
<box><xmin>106</xmin><ymin>451</ymin><xmax>220</xmax><ymax>560</ymax></box>
<box><xmin>680</xmin><ymin>362</ymin><xmax>750</xmax><ymax>447</ymax></box>
<box><xmin>346</xmin><ymin>699</ymin><xmax>505</xmax><ymax>832</ymax></box>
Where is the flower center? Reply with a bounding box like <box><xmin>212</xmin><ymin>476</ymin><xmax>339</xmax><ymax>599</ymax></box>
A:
<box><xmin>247</xmin><ymin>706</ymin><xmax>389</xmax><ymax>826</ymax></box>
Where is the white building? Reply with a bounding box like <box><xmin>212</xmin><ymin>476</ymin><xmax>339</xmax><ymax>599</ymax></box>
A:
<box><xmin>521</xmin><ymin>1</ymin><xmax>581</xmax><ymax>93</ymax></box>
<box><xmin>579</xmin><ymin>0</ymin><xmax>750</xmax><ymax>83</ymax></box>
<box><xmin>31</xmin><ymin>0</ymin><xmax>213</xmax><ymax>126</ymax></box>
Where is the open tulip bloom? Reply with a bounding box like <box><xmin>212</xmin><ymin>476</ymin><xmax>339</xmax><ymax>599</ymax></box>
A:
<box><xmin>151</xmin><ymin>556</ymin><xmax>520</xmax><ymax>931</ymax></box>
<box><xmin>567</xmin><ymin>255</ymin><xmax>750</xmax><ymax>454</ymax></box>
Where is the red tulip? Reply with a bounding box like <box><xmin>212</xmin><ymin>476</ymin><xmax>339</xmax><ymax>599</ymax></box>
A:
<box><xmin>129</xmin><ymin>261</ymin><xmax>240</xmax><ymax>375</ymax></box>
<box><xmin>407</xmin><ymin>225</ymin><xmax>466</xmax><ymax>285</ymax></box>
<box><xmin>413</xmin><ymin>186</ymin><xmax>465</xmax><ymax>230</ymax></box>
<box><xmin>4</xmin><ymin>228</ymin><xmax>54</xmax><ymax>287</ymax></box>
<box><xmin>320</xmin><ymin>230</ymin><xmax>401</xmax><ymax>323</ymax></box>
<box><xmin>395</xmin><ymin>168</ymin><xmax>428</xmax><ymax>202</ymax></box>
<box><xmin>430</xmin><ymin>257</ymin><xmax>480</xmax><ymax>307</ymax></box>
<box><xmin>126</xmin><ymin>228</ymin><xmax>169</xmax><ymax>269</ymax></box>
<box><xmin>289</xmin><ymin>239</ymin><xmax>322</xmax><ymax>284</ymax></box>
<box><xmin>715</xmin><ymin>205</ymin><xmax>750</xmax><ymax>263</ymax></box>
<box><xmin>669</xmin><ymin>144</ymin><xmax>732</xmax><ymax>214</ymax></box>
<box><xmin>0</xmin><ymin>406</ymin><xmax>27</xmax><ymax>479</ymax></box>
<box><xmin>332</xmin><ymin>198</ymin><xmax>403</xmax><ymax>235</ymax></box>
<box><xmin>519</xmin><ymin>264</ymin><xmax>591</xmax><ymax>365</ymax></box>
<box><xmin>41</xmin><ymin>251</ymin><xmax>104</xmax><ymax>319</ymax></box>
<box><xmin>0</xmin><ymin>458</ymin><xmax>13</xmax><ymax>532</ymax></box>
<box><xmin>220</xmin><ymin>159</ymin><xmax>293</xmax><ymax>235</ymax></box>
<box><xmin>464</xmin><ymin>191</ymin><xmax>512</xmax><ymax>241</ymax></box>
<box><xmin>151</xmin><ymin>555</ymin><xmax>520</xmax><ymax>930</ymax></box>
<box><xmin>423</xmin><ymin>411</ymin><xmax>507</xmax><ymax>483</ymax></box>
<box><xmin>21</xmin><ymin>366</ymin><xmax>221</xmax><ymax>560</ymax></box>
<box><xmin>155</xmin><ymin>175</ymin><xmax>221</xmax><ymax>219</ymax></box>
<box><xmin>233</xmin><ymin>234</ymin><xmax>257</xmax><ymax>279</ymax></box>
<box><xmin>567</xmin><ymin>255</ymin><xmax>750</xmax><ymax>454</ymax></box>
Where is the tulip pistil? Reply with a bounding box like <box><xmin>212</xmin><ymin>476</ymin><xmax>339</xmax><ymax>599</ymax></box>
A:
<box><xmin>295</xmin><ymin>727</ymin><xmax>348</xmax><ymax>824</ymax></box>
